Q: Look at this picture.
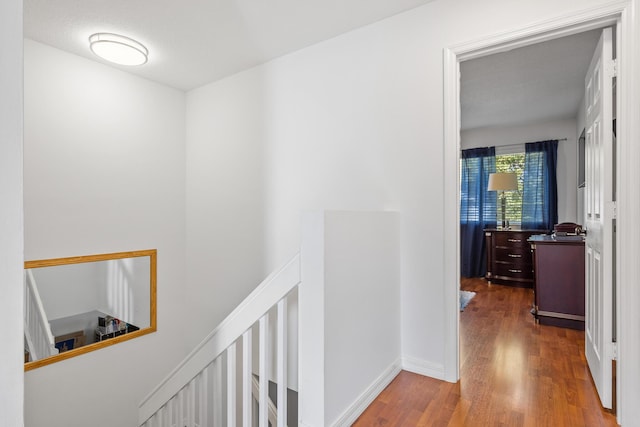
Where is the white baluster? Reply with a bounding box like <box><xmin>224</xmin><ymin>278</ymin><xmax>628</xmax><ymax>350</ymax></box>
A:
<box><xmin>242</xmin><ymin>329</ymin><xmax>252</xmax><ymax>427</ymax></box>
<box><xmin>155</xmin><ymin>406</ymin><xmax>163</xmax><ymax>427</ymax></box>
<box><xmin>188</xmin><ymin>378</ymin><xmax>196</xmax><ymax>427</ymax></box>
<box><xmin>227</xmin><ymin>342</ymin><xmax>237</xmax><ymax>427</ymax></box>
<box><xmin>178</xmin><ymin>388</ymin><xmax>185</xmax><ymax>427</ymax></box>
<box><xmin>167</xmin><ymin>396</ymin><xmax>175</xmax><ymax>427</ymax></box>
<box><xmin>277</xmin><ymin>298</ymin><xmax>287</xmax><ymax>427</ymax></box>
<box><xmin>199</xmin><ymin>366</ymin><xmax>209</xmax><ymax>427</ymax></box>
<box><xmin>258</xmin><ymin>313</ymin><xmax>269</xmax><ymax>427</ymax></box>
<box><xmin>213</xmin><ymin>357</ymin><xmax>223</xmax><ymax>427</ymax></box>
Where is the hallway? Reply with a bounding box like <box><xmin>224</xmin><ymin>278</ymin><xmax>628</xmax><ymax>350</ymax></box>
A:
<box><xmin>353</xmin><ymin>278</ymin><xmax>618</xmax><ymax>426</ymax></box>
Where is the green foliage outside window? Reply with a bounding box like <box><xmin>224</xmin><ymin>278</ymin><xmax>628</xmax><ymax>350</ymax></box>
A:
<box><xmin>496</xmin><ymin>153</ymin><xmax>525</xmax><ymax>224</ymax></box>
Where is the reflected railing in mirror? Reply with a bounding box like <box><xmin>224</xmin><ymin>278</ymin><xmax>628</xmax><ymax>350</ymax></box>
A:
<box><xmin>24</xmin><ymin>249</ymin><xmax>156</xmax><ymax>371</ymax></box>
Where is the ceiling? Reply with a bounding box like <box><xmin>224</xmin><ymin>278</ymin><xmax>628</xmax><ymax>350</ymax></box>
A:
<box><xmin>460</xmin><ymin>29</ymin><xmax>602</xmax><ymax>130</ymax></box>
<box><xmin>24</xmin><ymin>0</ymin><xmax>435</xmax><ymax>91</ymax></box>
<box><xmin>23</xmin><ymin>2</ymin><xmax>604</xmax><ymax>128</ymax></box>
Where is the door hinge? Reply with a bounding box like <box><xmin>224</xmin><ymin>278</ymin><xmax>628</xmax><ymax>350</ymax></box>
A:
<box><xmin>606</xmin><ymin>201</ymin><xmax>617</xmax><ymax>219</ymax></box>
<box><xmin>611</xmin><ymin>59</ymin><xmax>618</xmax><ymax>77</ymax></box>
<box><xmin>612</xmin><ymin>342</ymin><xmax>618</xmax><ymax>360</ymax></box>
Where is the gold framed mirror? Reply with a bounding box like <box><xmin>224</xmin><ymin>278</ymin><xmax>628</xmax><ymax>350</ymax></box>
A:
<box><xmin>24</xmin><ymin>249</ymin><xmax>156</xmax><ymax>371</ymax></box>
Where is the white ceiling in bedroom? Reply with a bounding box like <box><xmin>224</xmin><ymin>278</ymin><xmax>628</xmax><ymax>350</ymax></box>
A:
<box><xmin>461</xmin><ymin>29</ymin><xmax>602</xmax><ymax>130</ymax></box>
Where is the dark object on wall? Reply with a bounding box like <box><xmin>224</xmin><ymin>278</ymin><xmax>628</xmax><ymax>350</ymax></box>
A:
<box><xmin>578</xmin><ymin>129</ymin><xmax>586</xmax><ymax>188</ymax></box>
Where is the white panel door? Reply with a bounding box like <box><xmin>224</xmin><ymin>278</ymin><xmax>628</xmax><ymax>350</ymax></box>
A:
<box><xmin>584</xmin><ymin>27</ymin><xmax>614</xmax><ymax>410</ymax></box>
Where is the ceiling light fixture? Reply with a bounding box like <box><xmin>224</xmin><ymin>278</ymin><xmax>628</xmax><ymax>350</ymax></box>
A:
<box><xmin>89</xmin><ymin>33</ymin><xmax>148</xmax><ymax>66</ymax></box>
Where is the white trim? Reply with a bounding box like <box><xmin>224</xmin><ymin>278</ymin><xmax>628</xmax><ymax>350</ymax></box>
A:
<box><xmin>442</xmin><ymin>46</ymin><xmax>461</xmax><ymax>383</ymax></box>
<box><xmin>614</xmin><ymin>2</ymin><xmax>640</xmax><ymax>425</ymax></box>
<box><xmin>449</xmin><ymin>1</ymin><xmax>627</xmax><ymax>61</ymax></box>
<box><xmin>443</xmin><ymin>2</ymin><xmax>640</xmax><ymax>425</ymax></box>
<box><xmin>401</xmin><ymin>356</ymin><xmax>445</xmax><ymax>380</ymax></box>
<box><xmin>329</xmin><ymin>359</ymin><xmax>402</xmax><ymax>427</ymax></box>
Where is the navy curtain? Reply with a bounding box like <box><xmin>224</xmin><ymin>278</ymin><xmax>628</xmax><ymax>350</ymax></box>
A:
<box><xmin>460</xmin><ymin>147</ymin><xmax>496</xmax><ymax>277</ymax></box>
<box><xmin>521</xmin><ymin>140</ymin><xmax>558</xmax><ymax>231</ymax></box>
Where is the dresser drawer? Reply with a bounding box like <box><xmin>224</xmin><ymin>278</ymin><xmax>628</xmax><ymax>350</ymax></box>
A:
<box><xmin>493</xmin><ymin>263</ymin><xmax>534</xmax><ymax>281</ymax></box>
<box><xmin>494</xmin><ymin>232</ymin><xmax>530</xmax><ymax>247</ymax></box>
<box><xmin>494</xmin><ymin>246</ymin><xmax>531</xmax><ymax>259</ymax></box>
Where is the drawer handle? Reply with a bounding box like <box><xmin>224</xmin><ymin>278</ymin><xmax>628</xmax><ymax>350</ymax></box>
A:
<box><xmin>508</xmin><ymin>254</ymin><xmax>522</xmax><ymax>258</ymax></box>
<box><xmin>508</xmin><ymin>269</ymin><xmax>522</xmax><ymax>273</ymax></box>
<box><xmin>507</xmin><ymin>238</ymin><xmax>522</xmax><ymax>243</ymax></box>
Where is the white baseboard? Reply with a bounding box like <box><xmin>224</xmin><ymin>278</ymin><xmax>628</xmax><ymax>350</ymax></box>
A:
<box><xmin>329</xmin><ymin>359</ymin><xmax>402</xmax><ymax>427</ymax></box>
<box><xmin>401</xmin><ymin>356</ymin><xmax>445</xmax><ymax>380</ymax></box>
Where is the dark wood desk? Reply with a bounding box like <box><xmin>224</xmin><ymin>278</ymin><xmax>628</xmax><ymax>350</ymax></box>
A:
<box><xmin>529</xmin><ymin>235</ymin><xmax>585</xmax><ymax>330</ymax></box>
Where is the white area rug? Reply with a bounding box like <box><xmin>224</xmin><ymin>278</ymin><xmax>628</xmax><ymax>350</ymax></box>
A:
<box><xmin>460</xmin><ymin>290</ymin><xmax>476</xmax><ymax>311</ymax></box>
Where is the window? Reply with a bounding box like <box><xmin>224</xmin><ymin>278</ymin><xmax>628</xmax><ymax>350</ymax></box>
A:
<box><xmin>495</xmin><ymin>152</ymin><xmax>525</xmax><ymax>226</ymax></box>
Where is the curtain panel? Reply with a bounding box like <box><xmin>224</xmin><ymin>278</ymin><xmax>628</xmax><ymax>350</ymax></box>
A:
<box><xmin>521</xmin><ymin>140</ymin><xmax>558</xmax><ymax>231</ymax></box>
<box><xmin>460</xmin><ymin>147</ymin><xmax>496</xmax><ymax>277</ymax></box>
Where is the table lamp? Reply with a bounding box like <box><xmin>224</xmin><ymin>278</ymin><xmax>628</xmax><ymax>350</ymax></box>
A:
<box><xmin>488</xmin><ymin>172</ymin><xmax>518</xmax><ymax>229</ymax></box>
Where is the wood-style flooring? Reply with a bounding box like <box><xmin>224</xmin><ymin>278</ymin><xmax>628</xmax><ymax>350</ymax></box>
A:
<box><xmin>352</xmin><ymin>278</ymin><xmax>618</xmax><ymax>426</ymax></box>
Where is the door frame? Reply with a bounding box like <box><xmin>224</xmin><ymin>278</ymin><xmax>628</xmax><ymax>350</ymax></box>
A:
<box><xmin>442</xmin><ymin>1</ymin><xmax>640</xmax><ymax>424</ymax></box>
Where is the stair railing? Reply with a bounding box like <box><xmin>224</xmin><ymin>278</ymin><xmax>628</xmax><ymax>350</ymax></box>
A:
<box><xmin>24</xmin><ymin>269</ymin><xmax>58</xmax><ymax>361</ymax></box>
<box><xmin>139</xmin><ymin>253</ymin><xmax>300</xmax><ymax>427</ymax></box>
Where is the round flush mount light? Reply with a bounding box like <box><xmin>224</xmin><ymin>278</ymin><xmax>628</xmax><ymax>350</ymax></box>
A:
<box><xmin>89</xmin><ymin>33</ymin><xmax>148</xmax><ymax>66</ymax></box>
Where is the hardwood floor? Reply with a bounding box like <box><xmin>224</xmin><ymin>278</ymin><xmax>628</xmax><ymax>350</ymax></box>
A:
<box><xmin>352</xmin><ymin>278</ymin><xmax>618</xmax><ymax>426</ymax></box>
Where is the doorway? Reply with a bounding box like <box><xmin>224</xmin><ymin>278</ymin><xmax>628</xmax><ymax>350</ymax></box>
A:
<box><xmin>443</xmin><ymin>4</ymin><xmax>639</xmax><ymax>424</ymax></box>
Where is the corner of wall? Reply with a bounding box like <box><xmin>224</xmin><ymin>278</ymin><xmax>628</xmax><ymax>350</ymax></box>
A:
<box><xmin>401</xmin><ymin>356</ymin><xmax>446</xmax><ymax>381</ymax></box>
<box><xmin>329</xmin><ymin>359</ymin><xmax>402</xmax><ymax>427</ymax></box>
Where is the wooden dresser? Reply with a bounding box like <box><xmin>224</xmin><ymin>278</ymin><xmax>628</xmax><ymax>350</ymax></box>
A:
<box><xmin>484</xmin><ymin>229</ymin><xmax>541</xmax><ymax>287</ymax></box>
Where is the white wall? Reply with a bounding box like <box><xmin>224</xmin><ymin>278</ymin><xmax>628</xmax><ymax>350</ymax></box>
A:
<box><xmin>23</xmin><ymin>40</ymin><xmax>187</xmax><ymax>427</ymax></box>
<box><xmin>324</xmin><ymin>211</ymin><xmax>401</xmax><ymax>425</ymax></box>
<box><xmin>299</xmin><ymin>211</ymin><xmax>401</xmax><ymax>426</ymax></box>
<box><xmin>186</xmin><ymin>0</ymin><xmax>614</xmax><ymax>380</ymax></box>
<box><xmin>461</xmin><ymin>118</ymin><xmax>579</xmax><ymax>223</ymax></box>
<box><xmin>32</xmin><ymin>263</ymin><xmax>101</xmax><ymax>320</ymax></box>
<box><xmin>185</xmin><ymin>73</ymin><xmax>268</xmax><ymax>346</ymax></box>
<box><xmin>0</xmin><ymin>0</ymin><xmax>24</xmax><ymax>425</ymax></box>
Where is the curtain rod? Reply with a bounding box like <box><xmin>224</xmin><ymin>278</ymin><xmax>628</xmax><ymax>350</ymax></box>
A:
<box><xmin>494</xmin><ymin>138</ymin><xmax>568</xmax><ymax>150</ymax></box>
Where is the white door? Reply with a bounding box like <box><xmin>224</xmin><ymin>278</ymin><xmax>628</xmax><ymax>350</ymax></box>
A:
<box><xmin>584</xmin><ymin>27</ymin><xmax>615</xmax><ymax>410</ymax></box>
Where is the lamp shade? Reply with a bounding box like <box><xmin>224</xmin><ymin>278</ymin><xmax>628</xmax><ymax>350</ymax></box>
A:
<box><xmin>487</xmin><ymin>172</ymin><xmax>518</xmax><ymax>191</ymax></box>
